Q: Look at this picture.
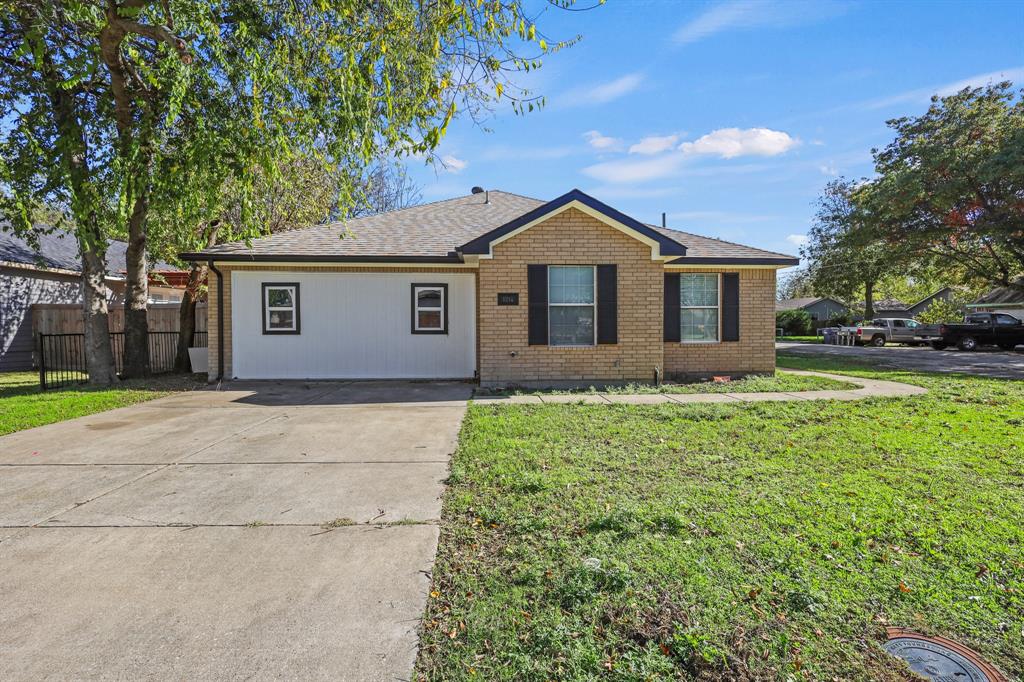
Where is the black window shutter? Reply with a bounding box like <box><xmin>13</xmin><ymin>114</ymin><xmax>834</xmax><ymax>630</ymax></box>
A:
<box><xmin>596</xmin><ymin>264</ymin><xmax>617</xmax><ymax>344</ymax></box>
<box><xmin>664</xmin><ymin>273</ymin><xmax>680</xmax><ymax>342</ymax></box>
<box><xmin>527</xmin><ymin>264</ymin><xmax>548</xmax><ymax>345</ymax></box>
<box><xmin>722</xmin><ymin>273</ymin><xmax>740</xmax><ymax>342</ymax></box>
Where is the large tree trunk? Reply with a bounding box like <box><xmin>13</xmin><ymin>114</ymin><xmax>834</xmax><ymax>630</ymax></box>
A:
<box><xmin>864</xmin><ymin>280</ymin><xmax>875</xmax><ymax>320</ymax></box>
<box><xmin>174</xmin><ymin>262</ymin><xmax>207</xmax><ymax>372</ymax></box>
<box><xmin>122</xmin><ymin>192</ymin><xmax>151</xmax><ymax>378</ymax></box>
<box><xmin>79</xmin><ymin>234</ymin><xmax>119</xmax><ymax>385</ymax></box>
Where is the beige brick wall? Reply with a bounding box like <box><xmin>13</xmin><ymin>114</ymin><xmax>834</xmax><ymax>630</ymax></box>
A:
<box><xmin>206</xmin><ymin>264</ymin><xmax>471</xmax><ymax>380</ymax></box>
<box><xmin>663</xmin><ymin>267</ymin><xmax>777</xmax><ymax>378</ymax></box>
<box><xmin>478</xmin><ymin>208</ymin><xmax>664</xmax><ymax>384</ymax></box>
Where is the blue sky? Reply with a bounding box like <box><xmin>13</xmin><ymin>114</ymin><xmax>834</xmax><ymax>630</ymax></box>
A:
<box><xmin>406</xmin><ymin>0</ymin><xmax>1023</xmax><ymax>260</ymax></box>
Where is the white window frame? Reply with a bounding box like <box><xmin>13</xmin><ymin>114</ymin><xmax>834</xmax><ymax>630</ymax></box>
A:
<box><xmin>412</xmin><ymin>284</ymin><xmax>447</xmax><ymax>334</ymax></box>
<box><xmin>262</xmin><ymin>283</ymin><xmax>300</xmax><ymax>334</ymax></box>
<box><xmin>548</xmin><ymin>265</ymin><xmax>597</xmax><ymax>347</ymax></box>
<box><xmin>680</xmin><ymin>273</ymin><xmax>721</xmax><ymax>344</ymax></box>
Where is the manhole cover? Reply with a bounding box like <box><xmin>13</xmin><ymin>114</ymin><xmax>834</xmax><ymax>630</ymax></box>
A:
<box><xmin>884</xmin><ymin>628</ymin><xmax>1005</xmax><ymax>681</ymax></box>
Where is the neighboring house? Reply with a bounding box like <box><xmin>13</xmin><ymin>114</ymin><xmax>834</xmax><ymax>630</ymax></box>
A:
<box><xmin>968</xmin><ymin>278</ymin><xmax>1024</xmax><ymax>317</ymax></box>
<box><xmin>181</xmin><ymin>189</ymin><xmax>798</xmax><ymax>386</ymax></box>
<box><xmin>0</xmin><ymin>228</ymin><xmax>183</xmax><ymax>371</ymax></box>
<box><xmin>872</xmin><ymin>288</ymin><xmax>953</xmax><ymax>318</ymax></box>
<box><xmin>775</xmin><ymin>297</ymin><xmax>849</xmax><ymax>322</ymax></box>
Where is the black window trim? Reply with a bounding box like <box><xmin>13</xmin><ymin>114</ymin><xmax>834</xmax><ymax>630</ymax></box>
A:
<box><xmin>411</xmin><ymin>283</ymin><xmax>449</xmax><ymax>335</ymax></box>
<box><xmin>261</xmin><ymin>282</ymin><xmax>301</xmax><ymax>335</ymax></box>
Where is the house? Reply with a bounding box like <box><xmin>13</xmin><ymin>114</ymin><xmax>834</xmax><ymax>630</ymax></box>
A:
<box><xmin>968</xmin><ymin>278</ymin><xmax>1024</xmax><ymax>317</ymax></box>
<box><xmin>0</xmin><ymin>228</ymin><xmax>184</xmax><ymax>371</ymax></box>
<box><xmin>180</xmin><ymin>189</ymin><xmax>798</xmax><ymax>386</ymax></box>
<box><xmin>775</xmin><ymin>297</ymin><xmax>849</xmax><ymax>322</ymax></box>
<box><xmin>871</xmin><ymin>288</ymin><xmax>952</xmax><ymax>319</ymax></box>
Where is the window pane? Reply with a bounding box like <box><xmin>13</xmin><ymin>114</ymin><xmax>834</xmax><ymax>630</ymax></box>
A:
<box><xmin>417</xmin><ymin>310</ymin><xmax>442</xmax><ymax>329</ymax></box>
<box><xmin>549</xmin><ymin>266</ymin><xmax>594</xmax><ymax>304</ymax></box>
<box><xmin>417</xmin><ymin>289</ymin><xmax>442</xmax><ymax>309</ymax></box>
<box><xmin>268</xmin><ymin>309</ymin><xmax>294</xmax><ymax>329</ymax></box>
<box><xmin>681</xmin><ymin>308</ymin><xmax>718</xmax><ymax>342</ymax></box>
<box><xmin>267</xmin><ymin>288</ymin><xmax>293</xmax><ymax>308</ymax></box>
<box><xmin>680</xmin><ymin>274</ymin><xmax>717</xmax><ymax>307</ymax></box>
<box><xmin>549</xmin><ymin>305</ymin><xmax>594</xmax><ymax>345</ymax></box>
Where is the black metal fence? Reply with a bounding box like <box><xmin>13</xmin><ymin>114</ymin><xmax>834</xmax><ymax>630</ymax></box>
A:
<box><xmin>38</xmin><ymin>331</ymin><xmax>209</xmax><ymax>390</ymax></box>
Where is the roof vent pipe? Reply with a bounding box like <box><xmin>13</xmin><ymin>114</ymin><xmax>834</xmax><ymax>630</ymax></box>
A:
<box><xmin>485</xmin><ymin>190</ymin><xmax>490</xmax><ymax>204</ymax></box>
<box><xmin>662</xmin><ymin>212</ymin><xmax>666</xmax><ymax>227</ymax></box>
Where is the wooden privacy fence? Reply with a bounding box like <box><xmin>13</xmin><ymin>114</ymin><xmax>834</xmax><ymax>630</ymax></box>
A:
<box><xmin>32</xmin><ymin>302</ymin><xmax>207</xmax><ymax>335</ymax></box>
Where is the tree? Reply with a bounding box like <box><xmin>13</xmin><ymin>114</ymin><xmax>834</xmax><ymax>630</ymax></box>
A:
<box><xmin>2</xmin><ymin>0</ymin><xmax>585</xmax><ymax>384</ymax></box>
<box><xmin>802</xmin><ymin>179</ymin><xmax>905</xmax><ymax>319</ymax></box>
<box><xmin>869</xmin><ymin>82</ymin><xmax>1024</xmax><ymax>293</ymax></box>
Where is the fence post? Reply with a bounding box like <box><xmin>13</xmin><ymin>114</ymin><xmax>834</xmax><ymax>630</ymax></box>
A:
<box><xmin>38</xmin><ymin>334</ymin><xmax>46</xmax><ymax>391</ymax></box>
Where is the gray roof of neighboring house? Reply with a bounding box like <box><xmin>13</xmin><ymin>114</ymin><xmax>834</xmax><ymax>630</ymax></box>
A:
<box><xmin>0</xmin><ymin>227</ymin><xmax>179</xmax><ymax>275</ymax></box>
<box><xmin>183</xmin><ymin>189</ymin><xmax>798</xmax><ymax>265</ymax></box>
<box><xmin>873</xmin><ymin>298</ymin><xmax>909</xmax><ymax>311</ymax></box>
<box><xmin>776</xmin><ymin>297</ymin><xmax>825</xmax><ymax>311</ymax></box>
<box><xmin>971</xmin><ymin>278</ymin><xmax>1024</xmax><ymax>306</ymax></box>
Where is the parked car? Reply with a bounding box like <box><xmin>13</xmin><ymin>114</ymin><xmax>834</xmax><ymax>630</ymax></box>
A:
<box><xmin>838</xmin><ymin>318</ymin><xmax>928</xmax><ymax>347</ymax></box>
<box><xmin>919</xmin><ymin>312</ymin><xmax>1024</xmax><ymax>351</ymax></box>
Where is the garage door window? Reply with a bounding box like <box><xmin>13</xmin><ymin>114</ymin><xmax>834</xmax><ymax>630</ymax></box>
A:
<box><xmin>262</xmin><ymin>283</ymin><xmax>300</xmax><ymax>334</ymax></box>
<box><xmin>412</xmin><ymin>284</ymin><xmax>448</xmax><ymax>334</ymax></box>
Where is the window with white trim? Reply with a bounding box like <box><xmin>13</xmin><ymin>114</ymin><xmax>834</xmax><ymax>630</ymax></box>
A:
<box><xmin>412</xmin><ymin>284</ymin><xmax>447</xmax><ymax>334</ymax></box>
<box><xmin>262</xmin><ymin>283</ymin><xmax>300</xmax><ymax>334</ymax></box>
<box><xmin>549</xmin><ymin>265</ymin><xmax>595</xmax><ymax>346</ymax></box>
<box><xmin>680</xmin><ymin>273</ymin><xmax>719</xmax><ymax>342</ymax></box>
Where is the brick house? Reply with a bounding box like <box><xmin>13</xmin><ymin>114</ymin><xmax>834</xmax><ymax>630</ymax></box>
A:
<box><xmin>180</xmin><ymin>189</ymin><xmax>798</xmax><ymax>386</ymax></box>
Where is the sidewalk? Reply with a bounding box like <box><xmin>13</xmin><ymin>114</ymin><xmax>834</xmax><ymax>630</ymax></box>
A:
<box><xmin>471</xmin><ymin>370</ymin><xmax>927</xmax><ymax>405</ymax></box>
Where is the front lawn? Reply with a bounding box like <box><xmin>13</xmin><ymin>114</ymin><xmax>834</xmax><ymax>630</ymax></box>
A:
<box><xmin>0</xmin><ymin>371</ymin><xmax>206</xmax><ymax>437</ymax></box>
<box><xmin>417</xmin><ymin>358</ymin><xmax>1023</xmax><ymax>680</ymax></box>
<box><xmin>478</xmin><ymin>370</ymin><xmax>856</xmax><ymax>396</ymax></box>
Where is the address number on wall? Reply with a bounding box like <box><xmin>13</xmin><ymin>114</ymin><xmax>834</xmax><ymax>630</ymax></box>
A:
<box><xmin>497</xmin><ymin>293</ymin><xmax>519</xmax><ymax>306</ymax></box>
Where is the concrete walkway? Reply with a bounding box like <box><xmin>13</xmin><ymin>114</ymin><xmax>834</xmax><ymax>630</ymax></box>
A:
<box><xmin>0</xmin><ymin>380</ymin><xmax>471</xmax><ymax>682</ymax></box>
<box><xmin>472</xmin><ymin>370</ymin><xmax>927</xmax><ymax>405</ymax></box>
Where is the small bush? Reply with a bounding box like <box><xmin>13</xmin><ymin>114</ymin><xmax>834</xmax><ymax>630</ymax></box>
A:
<box><xmin>776</xmin><ymin>309</ymin><xmax>813</xmax><ymax>335</ymax></box>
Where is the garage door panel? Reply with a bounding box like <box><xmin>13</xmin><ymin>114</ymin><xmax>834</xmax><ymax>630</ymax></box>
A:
<box><xmin>231</xmin><ymin>271</ymin><xmax>475</xmax><ymax>379</ymax></box>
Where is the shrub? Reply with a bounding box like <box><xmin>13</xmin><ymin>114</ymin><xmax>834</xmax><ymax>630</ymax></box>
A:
<box><xmin>917</xmin><ymin>298</ymin><xmax>964</xmax><ymax>324</ymax></box>
<box><xmin>776</xmin><ymin>309</ymin><xmax>813</xmax><ymax>336</ymax></box>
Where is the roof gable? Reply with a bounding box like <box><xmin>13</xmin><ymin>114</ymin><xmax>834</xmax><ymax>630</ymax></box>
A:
<box><xmin>458</xmin><ymin>189</ymin><xmax>686</xmax><ymax>259</ymax></box>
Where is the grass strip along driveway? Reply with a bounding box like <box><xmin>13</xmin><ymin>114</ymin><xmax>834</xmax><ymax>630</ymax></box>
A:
<box><xmin>479</xmin><ymin>370</ymin><xmax>855</xmax><ymax>396</ymax></box>
<box><xmin>0</xmin><ymin>371</ymin><xmax>205</xmax><ymax>436</ymax></box>
<box><xmin>417</xmin><ymin>357</ymin><xmax>1023</xmax><ymax>680</ymax></box>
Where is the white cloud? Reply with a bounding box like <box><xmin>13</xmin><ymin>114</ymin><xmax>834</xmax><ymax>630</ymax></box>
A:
<box><xmin>861</xmin><ymin>66</ymin><xmax>1024</xmax><ymax>110</ymax></box>
<box><xmin>786</xmin><ymin>234</ymin><xmax>808</xmax><ymax>247</ymax></box>
<box><xmin>560</xmin><ymin>73</ymin><xmax>644</xmax><ymax>107</ymax></box>
<box><xmin>440</xmin><ymin>154</ymin><xmax>467</xmax><ymax>173</ymax></box>
<box><xmin>629</xmin><ymin>134</ymin><xmax>680</xmax><ymax>155</ymax></box>
<box><xmin>819</xmin><ymin>161</ymin><xmax>838</xmax><ymax>176</ymax></box>
<box><xmin>583</xmin><ymin>130</ymin><xmax>623</xmax><ymax>151</ymax></box>
<box><xmin>582</xmin><ymin>155</ymin><xmax>686</xmax><ymax>184</ymax></box>
<box><xmin>673</xmin><ymin>0</ymin><xmax>848</xmax><ymax>45</ymax></box>
<box><xmin>679</xmin><ymin>127</ymin><xmax>799</xmax><ymax>159</ymax></box>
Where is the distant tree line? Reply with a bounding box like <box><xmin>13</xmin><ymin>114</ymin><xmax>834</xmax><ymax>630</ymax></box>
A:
<box><xmin>786</xmin><ymin>82</ymin><xmax>1023</xmax><ymax>321</ymax></box>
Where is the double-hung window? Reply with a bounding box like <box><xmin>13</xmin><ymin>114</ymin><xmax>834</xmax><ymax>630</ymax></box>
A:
<box><xmin>262</xmin><ymin>283</ymin><xmax>300</xmax><ymax>334</ymax></box>
<box><xmin>548</xmin><ymin>265</ymin><xmax>595</xmax><ymax>346</ymax></box>
<box><xmin>412</xmin><ymin>284</ymin><xmax>447</xmax><ymax>334</ymax></box>
<box><xmin>680</xmin><ymin>273</ymin><xmax>719</xmax><ymax>342</ymax></box>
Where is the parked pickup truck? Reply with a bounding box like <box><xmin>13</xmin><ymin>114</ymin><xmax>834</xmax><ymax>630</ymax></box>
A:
<box><xmin>839</xmin><ymin>318</ymin><xmax>929</xmax><ymax>347</ymax></box>
<box><xmin>918</xmin><ymin>312</ymin><xmax>1024</xmax><ymax>351</ymax></box>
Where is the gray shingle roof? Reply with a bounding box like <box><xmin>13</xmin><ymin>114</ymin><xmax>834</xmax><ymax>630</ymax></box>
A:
<box><xmin>972</xmin><ymin>278</ymin><xmax>1024</xmax><ymax>306</ymax></box>
<box><xmin>776</xmin><ymin>297</ymin><xmax>824</xmax><ymax>311</ymax></box>
<box><xmin>1</xmin><ymin>227</ymin><xmax>180</xmax><ymax>274</ymax></box>
<box><xmin>185</xmin><ymin>189</ymin><xmax>798</xmax><ymax>265</ymax></box>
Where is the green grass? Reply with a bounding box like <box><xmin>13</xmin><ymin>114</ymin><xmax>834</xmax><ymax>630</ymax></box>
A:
<box><xmin>417</xmin><ymin>356</ymin><xmax>1024</xmax><ymax>681</ymax></box>
<box><xmin>478</xmin><ymin>370</ymin><xmax>856</xmax><ymax>396</ymax></box>
<box><xmin>777</xmin><ymin>335</ymin><xmax>822</xmax><ymax>343</ymax></box>
<box><xmin>0</xmin><ymin>371</ymin><xmax>206</xmax><ymax>436</ymax></box>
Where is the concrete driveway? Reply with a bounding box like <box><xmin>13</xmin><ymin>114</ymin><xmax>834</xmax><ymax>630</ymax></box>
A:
<box><xmin>777</xmin><ymin>341</ymin><xmax>1024</xmax><ymax>379</ymax></box>
<box><xmin>0</xmin><ymin>380</ymin><xmax>471</xmax><ymax>681</ymax></box>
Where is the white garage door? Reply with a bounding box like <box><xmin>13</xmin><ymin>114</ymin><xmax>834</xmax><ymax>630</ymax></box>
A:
<box><xmin>231</xmin><ymin>270</ymin><xmax>476</xmax><ymax>379</ymax></box>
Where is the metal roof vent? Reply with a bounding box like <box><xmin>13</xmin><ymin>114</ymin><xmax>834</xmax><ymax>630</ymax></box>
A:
<box><xmin>471</xmin><ymin>186</ymin><xmax>484</xmax><ymax>194</ymax></box>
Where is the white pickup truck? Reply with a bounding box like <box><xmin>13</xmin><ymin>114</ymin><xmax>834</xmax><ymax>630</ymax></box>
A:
<box><xmin>837</xmin><ymin>318</ymin><xmax>929</xmax><ymax>347</ymax></box>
